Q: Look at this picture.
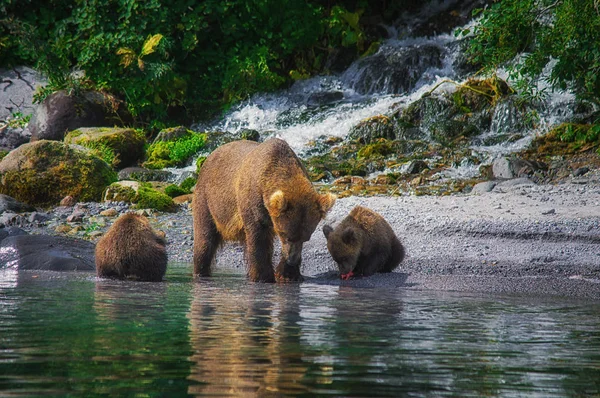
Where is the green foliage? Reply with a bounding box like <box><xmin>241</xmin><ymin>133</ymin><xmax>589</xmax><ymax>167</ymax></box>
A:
<box><xmin>5</xmin><ymin>112</ymin><xmax>31</xmax><ymax>128</ymax></box>
<box><xmin>180</xmin><ymin>177</ymin><xmax>196</xmax><ymax>192</ymax></box>
<box><xmin>144</xmin><ymin>132</ymin><xmax>206</xmax><ymax>169</ymax></box>
<box><xmin>134</xmin><ymin>186</ymin><xmax>176</xmax><ymax>212</ymax></box>
<box><xmin>164</xmin><ymin>184</ymin><xmax>188</xmax><ymax>198</ymax></box>
<box><xmin>464</xmin><ymin>0</ymin><xmax>600</xmax><ymax>103</ymax></box>
<box><xmin>195</xmin><ymin>156</ymin><xmax>207</xmax><ymax>174</ymax></box>
<box><xmin>83</xmin><ymin>141</ymin><xmax>118</xmax><ymax>168</ymax></box>
<box><xmin>1</xmin><ymin>0</ymin><xmax>392</xmax><ymax>123</ymax></box>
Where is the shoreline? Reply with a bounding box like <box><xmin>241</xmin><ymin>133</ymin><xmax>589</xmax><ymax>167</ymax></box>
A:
<box><xmin>6</xmin><ymin>178</ymin><xmax>600</xmax><ymax>300</ymax></box>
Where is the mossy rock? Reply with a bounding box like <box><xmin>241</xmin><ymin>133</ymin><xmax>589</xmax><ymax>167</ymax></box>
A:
<box><xmin>348</xmin><ymin>115</ymin><xmax>396</xmax><ymax>144</ymax></box>
<box><xmin>103</xmin><ymin>181</ymin><xmax>176</xmax><ymax>212</ymax></box>
<box><xmin>65</xmin><ymin>127</ymin><xmax>146</xmax><ymax>169</ymax></box>
<box><xmin>144</xmin><ymin>129</ymin><xmax>206</xmax><ymax>170</ymax></box>
<box><xmin>0</xmin><ymin>140</ymin><xmax>117</xmax><ymax>206</ymax></box>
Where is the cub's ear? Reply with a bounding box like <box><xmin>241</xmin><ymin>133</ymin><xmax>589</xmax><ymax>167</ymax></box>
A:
<box><xmin>318</xmin><ymin>193</ymin><xmax>337</xmax><ymax>216</ymax></box>
<box><xmin>323</xmin><ymin>225</ymin><xmax>333</xmax><ymax>239</ymax></box>
<box><xmin>341</xmin><ymin>228</ymin><xmax>355</xmax><ymax>244</ymax></box>
<box><xmin>268</xmin><ymin>190</ymin><xmax>287</xmax><ymax>216</ymax></box>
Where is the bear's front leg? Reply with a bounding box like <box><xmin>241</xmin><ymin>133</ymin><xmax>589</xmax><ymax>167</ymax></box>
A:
<box><xmin>275</xmin><ymin>240</ymin><xmax>304</xmax><ymax>282</ymax></box>
<box><xmin>245</xmin><ymin>226</ymin><xmax>276</xmax><ymax>283</ymax></box>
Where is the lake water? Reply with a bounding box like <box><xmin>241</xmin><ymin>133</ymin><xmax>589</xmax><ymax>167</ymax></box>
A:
<box><xmin>1</xmin><ymin>264</ymin><xmax>599</xmax><ymax>397</ymax></box>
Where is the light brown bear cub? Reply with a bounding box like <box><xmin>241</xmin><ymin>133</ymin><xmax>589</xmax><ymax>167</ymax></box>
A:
<box><xmin>95</xmin><ymin>213</ymin><xmax>167</xmax><ymax>281</ymax></box>
<box><xmin>323</xmin><ymin>206</ymin><xmax>405</xmax><ymax>280</ymax></box>
<box><xmin>193</xmin><ymin>138</ymin><xmax>336</xmax><ymax>283</ymax></box>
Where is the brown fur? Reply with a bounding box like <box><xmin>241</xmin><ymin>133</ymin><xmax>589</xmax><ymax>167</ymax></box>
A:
<box><xmin>95</xmin><ymin>213</ymin><xmax>167</xmax><ymax>281</ymax></box>
<box><xmin>193</xmin><ymin>138</ymin><xmax>336</xmax><ymax>282</ymax></box>
<box><xmin>323</xmin><ymin>206</ymin><xmax>405</xmax><ymax>278</ymax></box>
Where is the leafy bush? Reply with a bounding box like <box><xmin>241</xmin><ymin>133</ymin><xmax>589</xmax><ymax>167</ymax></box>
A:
<box><xmin>1</xmin><ymin>0</ymin><xmax>393</xmax><ymax>123</ymax></box>
<box><xmin>464</xmin><ymin>0</ymin><xmax>600</xmax><ymax>103</ymax></box>
<box><xmin>144</xmin><ymin>132</ymin><xmax>206</xmax><ymax>169</ymax></box>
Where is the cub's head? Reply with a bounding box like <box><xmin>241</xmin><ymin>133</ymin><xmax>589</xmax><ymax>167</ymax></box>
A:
<box><xmin>322</xmin><ymin>224</ymin><xmax>361</xmax><ymax>275</ymax></box>
<box><xmin>267</xmin><ymin>190</ymin><xmax>336</xmax><ymax>244</ymax></box>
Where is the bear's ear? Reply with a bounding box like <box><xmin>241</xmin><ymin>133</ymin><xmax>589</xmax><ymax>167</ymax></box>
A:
<box><xmin>318</xmin><ymin>193</ymin><xmax>337</xmax><ymax>216</ymax></box>
<box><xmin>341</xmin><ymin>228</ymin><xmax>355</xmax><ymax>244</ymax></box>
<box><xmin>323</xmin><ymin>225</ymin><xmax>333</xmax><ymax>239</ymax></box>
<box><xmin>268</xmin><ymin>190</ymin><xmax>287</xmax><ymax>216</ymax></box>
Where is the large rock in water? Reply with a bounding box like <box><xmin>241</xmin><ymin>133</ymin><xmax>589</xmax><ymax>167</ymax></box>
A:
<box><xmin>0</xmin><ymin>140</ymin><xmax>117</xmax><ymax>206</ymax></box>
<box><xmin>64</xmin><ymin>127</ymin><xmax>146</xmax><ymax>169</ymax></box>
<box><xmin>29</xmin><ymin>90</ymin><xmax>130</xmax><ymax>142</ymax></box>
<box><xmin>0</xmin><ymin>235</ymin><xmax>95</xmax><ymax>271</ymax></box>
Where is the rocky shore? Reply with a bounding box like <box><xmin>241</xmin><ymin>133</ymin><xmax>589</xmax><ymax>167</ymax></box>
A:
<box><xmin>3</xmin><ymin>175</ymin><xmax>600</xmax><ymax>300</ymax></box>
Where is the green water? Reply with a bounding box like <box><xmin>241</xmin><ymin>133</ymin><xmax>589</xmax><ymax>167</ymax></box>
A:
<box><xmin>1</xmin><ymin>264</ymin><xmax>599</xmax><ymax>397</ymax></box>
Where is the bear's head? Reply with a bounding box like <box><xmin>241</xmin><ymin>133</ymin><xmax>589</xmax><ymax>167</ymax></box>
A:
<box><xmin>322</xmin><ymin>224</ymin><xmax>361</xmax><ymax>275</ymax></box>
<box><xmin>267</xmin><ymin>189</ymin><xmax>336</xmax><ymax>265</ymax></box>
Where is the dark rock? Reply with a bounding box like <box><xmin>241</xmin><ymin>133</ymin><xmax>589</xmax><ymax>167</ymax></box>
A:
<box><xmin>405</xmin><ymin>160</ymin><xmax>429</xmax><ymax>174</ymax></box>
<box><xmin>0</xmin><ymin>226</ymin><xmax>27</xmax><ymax>242</ymax></box>
<box><xmin>28</xmin><ymin>212</ymin><xmax>50</xmax><ymax>224</ymax></box>
<box><xmin>307</xmin><ymin>91</ymin><xmax>344</xmax><ymax>107</ymax></box>
<box><xmin>341</xmin><ymin>44</ymin><xmax>444</xmax><ymax>95</ymax></box>
<box><xmin>118</xmin><ymin>167</ymin><xmax>174</xmax><ymax>182</ymax></box>
<box><xmin>0</xmin><ymin>194</ymin><xmax>35</xmax><ymax>213</ymax></box>
<box><xmin>573</xmin><ymin>167</ymin><xmax>590</xmax><ymax>177</ymax></box>
<box><xmin>152</xmin><ymin>126</ymin><xmax>189</xmax><ymax>143</ymax></box>
<box><xmin>0</xmin><ymin>126</ymin><xmax>31</xmax><ymax>151</ymax></box>
<box><xmin>471</xmin><ymin>181</ymin><xmax>497</xmax><ymax>194</ymax></box>
<box><xmin>239</xmin><ymin>128</ymin><xmax>260</xmax><ymax>142</ymax></box>
<box><xmin>59</xmin><ymin>196</ymin><xmax>77</xmax><ymax>207</ymax></box>
<box><xmin>324</xmin><ymin>47</ymin><xmax>359</xmax><ymax>74</ymax></box>
<box><xmin>0</xmin><ymin>212</ymin><xmax>26</xmax><ymax>227</ymax></box>
<box><xmin>66</xmin><ymin>211</ymin><xmax>86</xmax><ymax>223</ymax></box>
<box><xmin>349</xmin><ymin>115</ymin><xmax>396</xmax><ymax>144</ymax></box>
<box><xmin>29</xmin><ymin>90</ymin><xmax>130</xmax><ymax>141</ymax></box>
<box><xmin>0</xmin><ymin>235</ymin><xmax>95</xmax><ymax>271</ymax></box>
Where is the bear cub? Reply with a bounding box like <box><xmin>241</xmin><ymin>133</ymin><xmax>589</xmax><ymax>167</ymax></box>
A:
<box><xmin>323</xmin><ymin>206</ymin><xmax>405</xmax><ymax>280</ymax></box>
<box><xmin>95</xmin><ymin>213</ymin><xmax>167</xmax><ymax>281</ymax></box>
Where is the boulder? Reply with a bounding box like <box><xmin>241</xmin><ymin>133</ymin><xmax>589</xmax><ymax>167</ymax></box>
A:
<box><xmin>0</xmin><ymin>140</ymin><xmax>117</xmax><ymax>206</ymax></box>
<box><xmin>0</xmin><ymin>226</ymin><xmax>27</xmax><ymax>242</ymax></box>
<box><xmin>118</xmin><ymin>167</ymin><xmax>174</xmax><ymax>182</ymax></box>
<box><xmin>471</xmin><ymin>181</ymin><xmax>497</xmax><ymax>194</ymax></box>
<box><xmin>0</xmin><ymin>194</ymin><xmax>35</xmax><ymax>213</ymax></box>
<box><xmin>0</xmin><ymin>234</ymin><xmax>95</xmax><ymax>271</ymax></box>
<box><xmin>492</xmin><ymin>157</ymin><xmax>547</xmax><ymax>179</ymax></box>
<box><xmin>29</xmin><ymin>90</ymin><xmax>130</xmax><ymax>141</ymax></box>
<box><xmin>64</xmin><ymin>127</ymin><xmax>146</xmax><ymax>168</ymax></box>
<box><xmin>349</xmin><ymin>115</ymin><xmax>396</xmax><ymax>144</ymax></box>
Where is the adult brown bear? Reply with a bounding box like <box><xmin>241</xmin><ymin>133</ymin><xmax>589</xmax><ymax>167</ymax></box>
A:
<box><xmin>323</xmin><ymin>206</ymin><xmax>404</xmax><ymax>280</ymax></box>
<box><xmin>193</xmin><ymin>138</ymin><xmax>336</xmax><ymax>282</ymax></box>
<box><xmin>95</xmin><ymin>213</ymin><xmax>167</xmax><ymax>281</ymax></box>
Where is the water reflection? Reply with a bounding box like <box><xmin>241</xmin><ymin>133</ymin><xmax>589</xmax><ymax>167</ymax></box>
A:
<box><xmin>187</xmin><ymin>282</ymin><xmax>309</xmax><ymax>395</ymax></box>
<box><xmin>0</xmin><ymin>269</ymin><xmax>599</xmax><ymax>396</ymax></box>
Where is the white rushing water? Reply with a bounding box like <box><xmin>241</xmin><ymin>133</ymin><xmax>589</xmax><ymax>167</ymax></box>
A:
<box><xmin>189</xmin><ymin>10</ymin><xmax>583</xmax><ymax>180</ymax></box>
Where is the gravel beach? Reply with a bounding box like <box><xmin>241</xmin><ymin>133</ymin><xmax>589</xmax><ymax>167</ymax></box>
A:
<box><xmin>10</xmin><ymin>177</ymin><xmax>600</xmax><ymax>300</ymax></box>
<box><xmin>161</xmin><ymin>178</ymin><xmax>600</xmax><ymax>300</ymax></box>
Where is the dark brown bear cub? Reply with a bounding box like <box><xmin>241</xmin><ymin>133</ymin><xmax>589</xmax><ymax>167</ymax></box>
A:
<box><xmin>323</xmin><ymin>206</ymin><xmax>404</xmax><ymax>280</ymax></box>
<box><xmin>95</xmin><ymin>213</ymin><xmax>167</xmax><ymax>281</ymax></box>
<box><xmin>193</xmin><ymin>138</ymin><xmax>336</xmax><ymax>283</ymax></box>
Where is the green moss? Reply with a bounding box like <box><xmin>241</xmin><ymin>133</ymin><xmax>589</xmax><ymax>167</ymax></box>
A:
<box><xmin>0</xmin><ymin>150</ymin><xmax>8</xmax><ymax>161</ymax></box>
<box><xmin>530</xmin><ymin>123</ymin><xmax>600</xmax><ymax>156</ymax></box>
<box><xmin>196</xmin><ymin>156</ymin><xmax>207</xmax><ymax>173</ymax></box>
<box><xmin>65</xmin><ymin>128</ymin><xmax>147</xmax><ymax>168</ymax></box>
<box><xmin>357</xmin><ymin>139</ymin><xmax>395</xmax><ymax>159</ymax></box>
<box><xmin>164</xmin><ymin>184</ymin><xmax>188</xmax><ymax>198</ymax></box>
<box><xmin>103</xmin><ymin>183</ymin><xmax>137</xmax><ymax>202</ymax></box>
<box><xmin>0</xmin><ymin>141</ymin><xmax>117</xmax><ymax>206</ymax></box>
<box><xmin>180</xmin><ymin>177</ymin><xmax>196</xmax><ymax>192</ymax></box>
<box><xmin>134</xmin><ymin>186</ymin><xmax>176</xmax><ymax>212</ymax></box>
<box><xmin>144</xmin><ymin>132</ymin><xmax>206</xmax><ymax>169</ymax></box>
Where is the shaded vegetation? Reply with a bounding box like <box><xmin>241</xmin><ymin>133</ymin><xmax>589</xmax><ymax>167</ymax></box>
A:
<box><xmin>0</xmin><ymin>0</ymin><xmax>406</xmax><ymax>124</ymax></box>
